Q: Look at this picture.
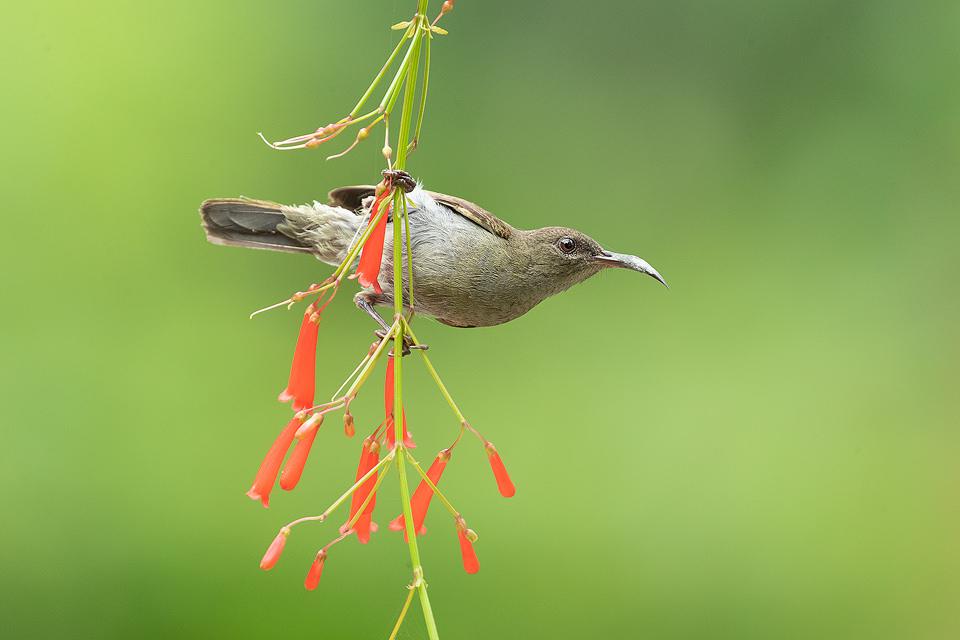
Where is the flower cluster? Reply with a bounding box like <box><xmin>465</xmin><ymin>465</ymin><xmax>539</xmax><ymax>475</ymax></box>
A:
<box><xmin>243</xmin><ymin>181</ymin><xmax>515</xmax><ymax>593</ymax></box>
<box><xmin>248</xmin><ymin>325</ymin><xmax>516</xmax><ymax>587</ymax></box>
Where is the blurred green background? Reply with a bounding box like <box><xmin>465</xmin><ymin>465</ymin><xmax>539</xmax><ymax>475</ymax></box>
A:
<box><xmin>3</xmin><ymin>1</ymin><xmax>959</xmax><ymax>638</ymax></box>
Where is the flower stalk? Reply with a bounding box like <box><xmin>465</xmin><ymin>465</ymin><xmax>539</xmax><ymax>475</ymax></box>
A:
<box><xmin>239</xmin><ymin>4</ymin><xmax>515</xmax><ymax>639</ymax></box>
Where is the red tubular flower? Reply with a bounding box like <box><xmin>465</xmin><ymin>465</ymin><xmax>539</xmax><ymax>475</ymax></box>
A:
<box><xmin>389</xmin><ymin>449</ymin><xmax>451</xmax><ymax>541</ymax></box>
<box><xmin>484</xmin><ymin>442</ymin><xmax>516</xmax><ymax>497</ymax></box>
<box><xmin>355</xmin><ymin>191</ymin><xmax>392</xmax><ymax>294</ymax></box>
<box><xmin>384</xmin><ymin>411</ymin><xmax>416</xmax><ymax>450</ymax></box>
<box><xmin>455</xmin><ymin>517</ymin><xmax>479</xmax><ymax>574</ymax></box>
<box><xmin>278</xmin><ymin>306</ymin><xmax>320</xmax><ymax>412</ymax></box>
<box><xmin>384</xmin><ymin>355</ymin><xmax>395</xmax><ymax>419</ymax></box>
<box><xmin>260</xmin><ymin>527</ymin><xmax>290</xmax><ymax>570</ymax></box>
<box><xmin>279</xmin><ymin>415</ymin><xmax>322</xmax><ymax>491</ymax></box>
<box><xmin>346</xmin><ymin>438</ymin><xmax>380</xmax><ymax>544</ymax></box>
<box><xmin>304</xmin><ymin>549</ymin><xmax>327</xmax><ymax>591</ymax></box>
<box><xmin>246</xmin><ymin>416</ymin><xmax>302</xmax><ymax>507</ymax></box>
<box><xmin>384</xmin><ymin>357</ymin><xmax>416</xmax><ymax>450</ymax></box>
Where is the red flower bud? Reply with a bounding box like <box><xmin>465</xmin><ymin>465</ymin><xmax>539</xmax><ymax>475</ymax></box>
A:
<box><xmin>484</xmin><ymin>442</ymin><xmax>516</xmax><ymax>497</ymax></box>
<box><xmin>304</xmin><ymin>549</ymin><xmax>327</xmax><ymax>591</ymax></box>
<box><xmin>260</xmin><ymin>527</ymin><xmax>290</xmax><ymax>570</ymax></box>
<box><xmin>246</xmin><ymin>416</ymin><xmax>302</xmax><ymax>507</ymax></box>
<box><xmin>343</xmin><ymin>411</ymin><xmax>355</xmax><ymax>438</ymax></box>
<box><xmin>455</xmin><ymin>517</ymin><xmax>479</xmax><ymax>574</ymax></box>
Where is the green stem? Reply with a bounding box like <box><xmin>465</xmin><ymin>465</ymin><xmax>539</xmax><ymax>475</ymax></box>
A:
<box><xmin>351</xmin><ymin>25</ymin><xmax>412</xmax><ymax>117</ymax></box>
<box><xmin>389</xmin><ymin>6</ymin><xmax>438</xmax><ymax>638</ymax></box>
<box><xmin>342</xmin><ymin>319</ymin><xmax>398</xmax><ymax>400</ymax></box>
<box><xmin>404</xmin><ymin>448</ymin><xmax>460</xmax><ymax>518</ymax></box>
<box><xmin>379</xmin><ymin>34</ymin><xmax>419</xmax><ymax>115</ymax></box>
<box><xmin>310</xmin><ymin>449</ymin><xmax>395</xmax><ymax>527</ymax></box>
<box><xmin>409</xmin><ymin>24</ymin><xmax>431</xmax><ymax>155</ymax></box>
<box><xmin>408</xmin><ymin>326</ymin><xmax>467</xmax><ymax>423</ymax></box>
<box><xmin>342</xmin><ymin>451</ymin><xmax>394</xmax><ymax>532</ymax></box>
<box><xmin>329</xmin><ymin>202</ymin><xmax>386</xmax><ymax>281</ymax></box>
<box><xmin>388</xmin><ymin>585</ymin><xmax>417</xmax><ymax>640</ymax></box>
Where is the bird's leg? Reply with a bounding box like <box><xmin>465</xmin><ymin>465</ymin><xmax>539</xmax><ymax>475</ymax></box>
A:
<box><xmin>355</xmin><ymin>292</ymin><xmax>424</xmax><ymax>355</ymax></box>
<box><xmin>355</xmin><ymin>293</ymin><xmax>391</xmax><ymax>331</ymax></box>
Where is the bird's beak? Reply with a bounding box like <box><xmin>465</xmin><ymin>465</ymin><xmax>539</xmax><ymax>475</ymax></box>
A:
<box><xmin>595</xmin><ymin>251</ymin><xmax>669</xmax><ymax>289</ymax></box>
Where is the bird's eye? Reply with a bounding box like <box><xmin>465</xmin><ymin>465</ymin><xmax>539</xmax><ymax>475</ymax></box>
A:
<box><xmin>558</xmin><ymin>237</ymin><xmax>577</xmax><ymax>254</ymax></box>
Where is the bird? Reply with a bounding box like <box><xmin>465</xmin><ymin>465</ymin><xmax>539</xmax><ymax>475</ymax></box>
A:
<box><xmin>199</xmin><ymin>170</ymin><xmax>667</xmax><ymax>329</ymax></box>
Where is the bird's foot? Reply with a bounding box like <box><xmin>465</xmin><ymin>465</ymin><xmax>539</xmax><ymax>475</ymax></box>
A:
<box><xmin>381</xmin><ymin>169</ymin><xmax>416</xmax><ymax>193</ymax></box>
<box><xmin>373</xmin><ymin>329</ymin><xmax>426</xmax><ymax>356</ymax></box>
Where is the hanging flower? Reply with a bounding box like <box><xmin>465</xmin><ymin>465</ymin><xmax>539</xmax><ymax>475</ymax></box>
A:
<box><xmin>343</xmin><ymin>411</ymin><xmax>355</xmax><ymax>438</ymax></box>
<box><xmin>355</xmin><ymin>187</ymin><xmax>392</xmax><ymax>294</ymax></box>
<box><xmin>279</xmin><ymin>414</ymin><xmax>323</xmax><ymax>491</ymax></box>
<box><xmin>455</xmin><ymin>517</ymin><xmax>479</xmax><ymax>574</ymax></box>
<box><xmin>260</xmin><ymin>526</ymin><xmax>291</xmax><ymax>570</ymax></box>
<box><xmin>345</xmin><ymin>437</ymin><xmax>380</xmax><ymax>544</ymax></box>
<box><xmin>246</xmin><ymin>416</ymin><xmax>303</xmax><ymax>507</ymax></box>
<box><xmin>304</xmin><ymin>549</ymin><xmax>327</xmax><ymax>591</ymax></box>
<box><xmin>384</xmin><ymin>355</ymin><xmax>416</xmax><ymax>449</ymax></box>
<box><xmin>278</xmin><ymin>304</ymin><xmax>320</xmax><ymax>412</ymax></box>
<box><xmin>484</xmin><ymin>441</ymin><xmax>515</xmax><ymax>497</ymax></box>
<box><xmin>389</xmin><ymin>449</ymin><xmax>451</xmax><ymax>541</ymax></box>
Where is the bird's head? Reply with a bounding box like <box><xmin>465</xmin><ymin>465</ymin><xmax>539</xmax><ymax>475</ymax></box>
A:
<box><xmin>523</xmin><ymin>227</ymin><xmax>668</xmax><ymax>294</ymax></box>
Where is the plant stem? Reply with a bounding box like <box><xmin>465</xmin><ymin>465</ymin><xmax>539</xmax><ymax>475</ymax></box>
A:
<box><xmin>351</xmin><ymin>26</ymin><xmax>411</xmax><ymax>117</ymax></box>
<box><xmin>389</xmin><ymin>5</ymin><xmax>438</xmax><ymax>638</ymax></box>
<box><xmin>408</xmin><ymin>326</ymin><xmax>467</xmax><ymax>423</ymax></box>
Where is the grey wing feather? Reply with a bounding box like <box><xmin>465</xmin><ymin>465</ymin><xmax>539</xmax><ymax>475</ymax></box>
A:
<box><xmin>329</xmin><ymin>184</ymin><xmax>513</xmax><ymax>239</ymax></box>
<box><xmin>327</xmin><ymin>186</ymin><xmax>377</xmax><ymax>212</ymax></box>
<box><xmin>426</xmin><ymin>191</ymin><xmax>512</xmax><ymax>239</ymax></box>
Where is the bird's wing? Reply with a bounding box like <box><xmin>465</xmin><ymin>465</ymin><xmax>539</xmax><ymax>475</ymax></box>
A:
<box><xmin>327</xmin><ymin>185</ymin><xmax>377</xmax><ymax>212</ymax></box>
<box><xmin>426</xmin><ymin>191</ymin><xmax>512</xmax><ymax>240</ymax></box>
<box><xmin>328</xmin><ymin>185</ymin><xmax>512</xmax><ymax>240</ymax></box>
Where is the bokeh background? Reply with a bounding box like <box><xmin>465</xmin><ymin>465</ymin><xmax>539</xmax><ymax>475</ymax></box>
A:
<box><xmin>3</xmin><ymin>1</ymin><xmax>958</xmax><ymax>638</ymax></box>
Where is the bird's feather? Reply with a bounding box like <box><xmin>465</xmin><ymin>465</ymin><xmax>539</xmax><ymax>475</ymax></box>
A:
<box><xmin>326</xmin><ymin>185</ymin><xmax>512</xmax><ymax>240</ymax></box>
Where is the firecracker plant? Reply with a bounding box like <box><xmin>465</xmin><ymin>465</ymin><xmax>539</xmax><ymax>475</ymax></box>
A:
<box><xmin>237</xmin><ymin>3</ymin><xmax>514</xmax><ymax>638</ymax></box>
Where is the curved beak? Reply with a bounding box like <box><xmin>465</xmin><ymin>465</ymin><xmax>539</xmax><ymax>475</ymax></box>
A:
<box><xmin>595</xmin><ymin>251</ymin><xmax>669</xmax><ymax>289</ymax></box>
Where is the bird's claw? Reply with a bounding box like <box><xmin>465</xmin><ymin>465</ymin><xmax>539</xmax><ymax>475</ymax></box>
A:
<box><xmin>373</xmin><ymin>329</ymin><xmax>427</xmax><ymax>356</ymax></box>
<box><xmin>373</xmin><ymin>329</ymin><xmax>426</xmax><ymax>356</ymax></box>
<box><xmin>381</xmin><ymin>169</ymin><xmax>416</xmax><ymax>194</ymax></box>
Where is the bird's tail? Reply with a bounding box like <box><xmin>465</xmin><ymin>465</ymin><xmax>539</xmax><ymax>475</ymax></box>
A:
<box><xmin>200</xmin><ymin>197</ymin><xmax>366</xmax><ymax>265</ymax></box>
<box><xmin>200</xmin><ymin>198</ymin><xmax>313</xmax><ymax>255</ymax></box>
